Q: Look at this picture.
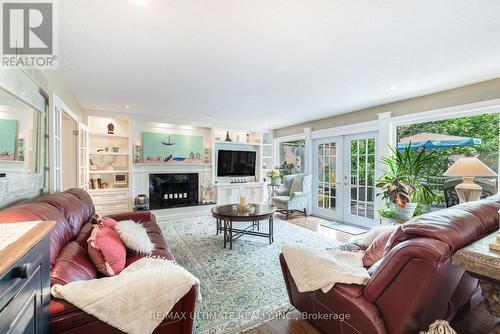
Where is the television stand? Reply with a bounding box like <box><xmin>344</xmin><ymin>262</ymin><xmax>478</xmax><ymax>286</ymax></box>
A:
<box><xmin>215</xmin><ymin>182</ymin><xmax>267</xmax><ymax>205</ymax></box>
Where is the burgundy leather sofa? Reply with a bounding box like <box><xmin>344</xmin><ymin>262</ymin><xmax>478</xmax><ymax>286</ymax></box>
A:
<box><xmin>280</xmin><ymin>197</ymin><xmax>500</xmax><ymax>334</ymax></box>
<box><xmin>0</xmin><ymin>188</ymin><xmax>196</xmax><ymax>334</ymax></box>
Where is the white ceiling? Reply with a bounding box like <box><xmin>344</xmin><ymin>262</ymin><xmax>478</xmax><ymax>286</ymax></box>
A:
<box><xmin>57</xmin><ymin>0</ymin><xmax>500</xmax><ymax>130</ymax></box>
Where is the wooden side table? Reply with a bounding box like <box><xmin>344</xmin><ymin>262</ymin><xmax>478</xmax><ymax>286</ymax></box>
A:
<box><xmin>452</xmin><ymin>232</ymin><xmax>500</xmax><ymax>333</ymax></box>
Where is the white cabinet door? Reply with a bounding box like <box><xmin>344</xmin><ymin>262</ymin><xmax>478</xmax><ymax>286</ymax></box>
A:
<box><xmin>243</xmin><ymin>186</ymin><xmax>265</xmax><ymax>204</ymax></box>
<box><xmin>253</xmin><ymin>186</ymin><xmax>265</xmax><ymax>204</ymax></box>
<box><xmin>242</xmin><ymin>187</ymin><xmax>255</xmax><ymax>203</ymax></box>
<box><xmin>217</xmin><ymin>187</ymin><xmax>241</xmax><ymax>205</ymax></box>
<box><xmin>228</xmin><ymin>187</ymin><xmax>241</xmax><ymax>204</ymax></box>
<box><xmin>217</xmin><ymin>187</ymin><xmax>229</xmax><ymax>205</ymax></box>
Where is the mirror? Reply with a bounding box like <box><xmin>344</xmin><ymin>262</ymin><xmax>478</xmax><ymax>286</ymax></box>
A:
<box><xmin>0</xmin><ymin>89</ymin><xmax>40</xmax><ymax>172</ymax></box>
<box><xmin>0</xmin><ymin>85</ymin><xmax>48</xmax><ymax>205</ymax></box>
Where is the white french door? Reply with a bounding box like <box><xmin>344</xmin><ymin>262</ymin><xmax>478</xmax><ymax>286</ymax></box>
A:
<box><xmin>312</xmin><ymin>137</ymin><xmax>343</xmax><ymax>221</ymax></box>
<box><xmin>312</xmin><ymin>132</ymin><xmax>377</xmax><ymax>227</ymax></box>
<box><xmin>342</xmin><ymin>133</ymin><xmax>377</xmax><ymax>227</ymax></box>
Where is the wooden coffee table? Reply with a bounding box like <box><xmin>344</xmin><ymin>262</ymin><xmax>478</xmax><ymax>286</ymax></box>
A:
<box><xmin>211</xmin><ymin>204</ymin><xmax>276</xmax><ymax>249</ymax></box>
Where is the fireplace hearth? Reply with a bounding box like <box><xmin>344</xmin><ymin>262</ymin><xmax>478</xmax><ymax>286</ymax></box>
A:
<box><xmin>149</xmin><ymin>173</ymin><xmax>199</xmax><ymax>209</ymax></box>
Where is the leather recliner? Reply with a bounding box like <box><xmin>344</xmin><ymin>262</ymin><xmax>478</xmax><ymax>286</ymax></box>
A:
<box><xmin>0</xmin><ymin>188</ymin><xmax>196</xmax><ymax>334</ymax></box>
<box><xmin>280</xmin><ymin>197</ymin><xmax>500</xmax><ymax>334</ymax></box>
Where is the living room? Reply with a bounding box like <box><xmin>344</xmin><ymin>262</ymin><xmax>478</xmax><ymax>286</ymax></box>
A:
<box><xmin>0</xmin><ymin>1</ymin><xmax>499</xmax><ymax>333</ymax></box>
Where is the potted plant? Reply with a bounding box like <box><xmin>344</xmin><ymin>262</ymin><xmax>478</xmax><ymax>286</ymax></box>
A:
<box><xmin>266</xmin><ymin>167</ymin><xmax>282</xmax><ymax>185</ymax></box>
<box><xmin>377</xmin><ymin>145</ymin><xmax>441</xmax><ymax>220</ymax></box>
<box><xmin>279</xmin><ymin>162</ymin><xmax>296</xmax><ymax>176</ymax></box>
<box><xmin>377</xmin><ymin>203</ymin><xmax>400</xmax><ymax>225</ymax></box>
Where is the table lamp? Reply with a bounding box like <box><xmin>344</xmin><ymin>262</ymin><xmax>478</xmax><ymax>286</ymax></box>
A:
<box><xmin>443</xmin><ymin>157</ymin><xmax>497</xmax><ymax>203</ymax></box>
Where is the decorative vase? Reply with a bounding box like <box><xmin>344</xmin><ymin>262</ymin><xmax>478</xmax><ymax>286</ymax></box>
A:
<box><xmin>271</xmin><ymin>178</ymin><xmax>280</xmax><ymax>186</ymax></box>
<box><xmin>394</xmin><ymin>203</ymin><xmax>417</xmax><ymax>220</ymax></box>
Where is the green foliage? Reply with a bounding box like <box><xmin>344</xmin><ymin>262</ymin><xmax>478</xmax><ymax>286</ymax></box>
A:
<box><xmin>266</xmin><ymin>168</ymin><xmax>281</xmax><ymax>180</ymax></box>
<box><xmin>397</xmin><ymin>113</ymin><xmax>500</xmax><ymax>177</ymax></box>
<box><xmin>378</xmin><ymin>206</ymin><xmax>397</xmax><ymax>219</ymax></box>
<box><xmin>279</xmin><ymin>161</ymin><xmax>296</xmax><ymax>176</ymax></box>
<box><xmin>377</xmin><ymin>145</ymin><xmax>442</xmax><ymax>209</ymax></box>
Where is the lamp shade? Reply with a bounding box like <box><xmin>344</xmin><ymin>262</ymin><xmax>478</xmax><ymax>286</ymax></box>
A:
<box><xmin>443</xmin><ymin>157</ymin><xmax>497</xmax><ymax>177</ymax></box>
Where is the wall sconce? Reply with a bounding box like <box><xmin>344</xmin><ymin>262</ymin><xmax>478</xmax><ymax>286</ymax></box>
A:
<box><xmin>16</xmin><ymin>134</ymin><xmax>24</xmax><ymax>161</ymax></box>
<box><xmin>134</xmin><ymin>143</ymin><xmax>142</xmax><ymax>163</ymax></box>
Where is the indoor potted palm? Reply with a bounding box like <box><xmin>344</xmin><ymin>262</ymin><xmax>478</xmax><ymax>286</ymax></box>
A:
<box><xmin>377</xmin><ymin>145</ymin><xmax>441</xmax><ymax>220</ymax></box>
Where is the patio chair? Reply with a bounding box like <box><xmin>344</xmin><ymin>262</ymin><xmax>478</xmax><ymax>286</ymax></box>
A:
<box><xmin>271</xmin><ymin>174</ymin><xmax>312</xmax><ymax>219</ymax></box>
<box><xmin>443</xmin><ymin>177</ymin><xmax>497</xmax><ymax>207</ymax></box>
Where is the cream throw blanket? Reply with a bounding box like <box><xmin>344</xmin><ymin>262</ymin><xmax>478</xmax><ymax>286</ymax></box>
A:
<box><xmin>282</xmin><ymin>244</ymin><xmax>369</xmax><ymax>293</ymax></box>
<box><xmin>51</xmin><ymin>257</ymin><xmax>200</xmax><ymax>334</ymax></box>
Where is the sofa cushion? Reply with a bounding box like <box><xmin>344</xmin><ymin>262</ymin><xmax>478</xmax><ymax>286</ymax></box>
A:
<box><xmin>0</xmin><ymin>202</ymin><xmax>72</xmax><ymax>267</ymax></box>
<box><xmin>385</xmin><ymin>198</ymin><xmax>500</xmax><ymax>254</ymax></box>
<box><xmin>363</xmin><ymin>230</ymin><xmax>393</xmax><ymax>267</ymax></box>
<box><xmin>64</xmin><ymin>188</ymin><xmax>95</xmax><ymax>220</ymax></box>
<box><xmin>272</xmin><ymin>196</ymin><xmax>290</xmax><ymax>204</ymax></box>
<box><xmin>101</xmin><ymin>216</ymin><xmax>118</xmax><ymax>228</ymax></box>
<box><xmin>51</xmin><ymin>241</ymin><xmax>98</xmax><ymax>286</ymax></box>
<box><xmin>88</xmin><ymin>224</ymin><xmax>126</xmax><ymax>276</ymax></box>
<box><xmin>37</xmin><ymin>192</ymin><xmax>93</xmax><ymax>239</ymax></box>
<box><xmin>75</xmin><ymin>222</ymin><xmax>94</xmax><ymax>247</ymax></box>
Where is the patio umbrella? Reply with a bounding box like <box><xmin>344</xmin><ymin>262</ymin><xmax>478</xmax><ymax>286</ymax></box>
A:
<box><xmin>398</xmin><ymin>132</ymin><xmax>482</xmax><ymax>151</ymax></box>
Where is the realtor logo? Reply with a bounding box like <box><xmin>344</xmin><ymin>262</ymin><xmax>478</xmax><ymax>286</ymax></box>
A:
<box><xmin>1</xmin><ymin>1</ymin><xmax>57</xmax><ymax>68</ymax></box>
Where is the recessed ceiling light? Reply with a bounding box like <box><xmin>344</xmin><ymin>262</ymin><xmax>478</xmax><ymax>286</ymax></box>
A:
<box><xmin>124</xmin><ymin>105</ymin><xmax>131</xmax><ymax>109</ymax></box>
<box><xmin>206</xmin><ymin>114</ymin><xmax>213</xmax><ymax>118</ymax></box>
<box><xmin>389</xmin><ymin>85</ymin><xmax>396</xmax><ymax>91</ymax></box>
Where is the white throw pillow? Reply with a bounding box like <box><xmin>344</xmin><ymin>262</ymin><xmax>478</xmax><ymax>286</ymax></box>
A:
<box><xmin>360</xmin><ymin>225</ymin><xmax>399</xmax><ymax>248</ymax></box>
<box><xmin>115</xmin><ymin>220</ymin><xmax>154</xmax><ymax>254</ymax></box>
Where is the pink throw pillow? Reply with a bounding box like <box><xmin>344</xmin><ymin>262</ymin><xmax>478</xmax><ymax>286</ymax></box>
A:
<box><xmin>362</xmin><ymin>230</ymin><xmax>393</xmax><ymax>267</ymax></box>
<box><xmin>100</xmin><ymin>216</ymin><xmax>118</xmax><ymax>229</ymax></box>
<box><xmin>87</xmin><ymin>224</ymin><xmax>126</xmax><ymax>276</ymax></box>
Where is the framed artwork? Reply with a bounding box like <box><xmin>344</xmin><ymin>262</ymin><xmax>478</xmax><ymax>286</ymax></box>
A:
<box><xmin>142</xmin><ymin>132</ymin><xmax>204</xmax><ymax>163</ymax></box>
<box><xmin>0</xmin><ymin>119</ymin><xmax>18</xmax><ymax>160</ymax></box>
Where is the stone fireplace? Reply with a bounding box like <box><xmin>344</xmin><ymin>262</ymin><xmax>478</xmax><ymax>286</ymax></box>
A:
<box><xmin>149</xmin><ymin>173</ymin><xmax>199</xmax><ymax>209</ymax></box>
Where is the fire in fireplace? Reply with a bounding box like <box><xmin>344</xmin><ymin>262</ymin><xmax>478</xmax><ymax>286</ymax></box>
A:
<box><xmin>149</xmin><ymin>173</ymin><xmax>199</xmax><ymax>209</ymax></box>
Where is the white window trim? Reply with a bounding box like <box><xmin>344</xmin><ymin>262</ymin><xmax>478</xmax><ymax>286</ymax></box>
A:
<box><xmin>273</xmin><ymin>133</ymin><xmax>306</xmax><ymax>170</ymax></box>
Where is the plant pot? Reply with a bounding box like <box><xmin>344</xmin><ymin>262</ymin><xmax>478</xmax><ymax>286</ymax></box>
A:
<box><xmin>271</xmin><ymin>178</ymin><xmax>281</xmax><ymax>186</ymax></box>
<box><xmin>394</xmin><ymin>203</ymin><xmax>417</xmax><ymax>220</ymax></box>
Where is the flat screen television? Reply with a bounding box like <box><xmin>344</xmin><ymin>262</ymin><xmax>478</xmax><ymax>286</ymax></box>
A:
<box><xmin>217</xmin><ymin>150</ymin><xmax>256</xmax><ymax>177</ymax></box>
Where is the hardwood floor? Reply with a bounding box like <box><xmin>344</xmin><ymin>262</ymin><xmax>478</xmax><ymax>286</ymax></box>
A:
<box><xmin>244</xmin><ymin>212</ymin><xmax>499</xmax><ymax>334</ymax></box>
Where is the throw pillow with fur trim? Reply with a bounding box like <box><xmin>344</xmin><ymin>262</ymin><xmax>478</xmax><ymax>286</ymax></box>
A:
<box><xmin>115</xmin><ymin>220</ymin><xmax>154</xmax><ymax>254</ymax></box>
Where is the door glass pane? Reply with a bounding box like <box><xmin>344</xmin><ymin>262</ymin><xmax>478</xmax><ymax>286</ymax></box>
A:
<box><xmin>359</xmin><ymin>139</ymin><xmax>366</xmax><ymax>155</ymax></box>
<box><xmin>317</xmin><ymin>141</ymin><xmax>337</xmax><ymax>211</ymax></box>
<box><xmin>350</xmin><ymin>201</ymin><xmax>357</xmax><ymax>215</ymax></box>
<box><xmin>368</xmin><ymin>138</ymin><xmax>375</xmax><ymax>154</ymax></box>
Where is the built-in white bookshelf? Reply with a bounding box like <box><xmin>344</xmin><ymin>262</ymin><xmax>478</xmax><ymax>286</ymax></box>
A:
<box><xmin>213</xmin><ymin>128</ymin><xmax>273</xmax><ymax>183</ymax></box>
<box><xmin>87</xmin><ymin>116</ymin><xmax>131</xmax><ymax>215</ymax></box>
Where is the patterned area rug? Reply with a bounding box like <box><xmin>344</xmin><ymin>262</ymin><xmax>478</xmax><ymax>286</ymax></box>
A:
<box><xmin>321</xmin><ymin>222</ymin><xmax>368</xmax><ymax>235</ymax></box>
<box><xmin>158</xmin><ymin>215</ymin><xmax>341</xmax><ymax>334</ymax></box>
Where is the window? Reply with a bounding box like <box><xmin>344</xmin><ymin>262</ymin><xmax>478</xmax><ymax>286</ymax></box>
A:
<box><xmin>396</xmin><ymin>112</ymin><xmax>499</xmax><ymax>207</ymax></box>
<box><xmin>278</xmin><ymin>139</ymin><xmax>305</xmax><ymax>174</ymax></box>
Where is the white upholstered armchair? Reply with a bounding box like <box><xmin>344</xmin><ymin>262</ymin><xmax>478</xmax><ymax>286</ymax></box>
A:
<box><xmin>271</xmin><ymin>174</ymin><xmax>312</xmax><ymax>219</ymax></box>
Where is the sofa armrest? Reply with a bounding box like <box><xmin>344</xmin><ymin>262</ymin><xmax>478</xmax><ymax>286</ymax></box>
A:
<box><xmin>363</xmin><ymin>238</ymin><xmax>449</xmax><ymax>303</ymax></box>
<box><xmin>275</xmin><ymin>188</ymin><xmax>290</xmax><ymax>196</ymax></box>
<box><xmin>107</xmin><ymin>211</ymin><xmax>156</xmax><ymax>224</ymax></box>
